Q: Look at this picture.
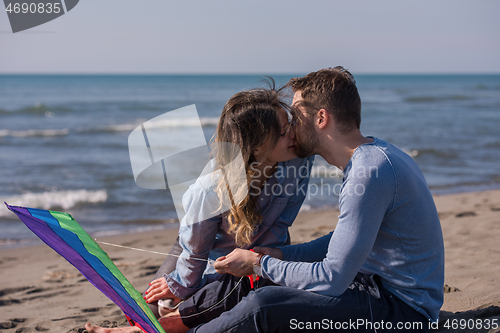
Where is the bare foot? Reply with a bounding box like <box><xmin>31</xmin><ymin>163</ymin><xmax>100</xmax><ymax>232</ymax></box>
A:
<box><xmin>85</xmin><ymin>323</ymin><xmax>144</xmax><ymax>333</ymax></box>
<box><xmin>84</xmin><ymin>309</ymin><xmax>188</xmax><ymax>333</ymax></box>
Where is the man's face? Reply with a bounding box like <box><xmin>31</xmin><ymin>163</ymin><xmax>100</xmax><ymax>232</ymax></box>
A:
<box><xmin>291</xmin><ymin>91</ymin><xmax>320</xmax><ymax>158</ymax></box>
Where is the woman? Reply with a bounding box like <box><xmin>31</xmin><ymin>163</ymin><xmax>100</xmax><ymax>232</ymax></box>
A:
<box><xmin>86</xmin><ymin>86</ymin><xmax>313</xmax><ymax>333</ymax></box>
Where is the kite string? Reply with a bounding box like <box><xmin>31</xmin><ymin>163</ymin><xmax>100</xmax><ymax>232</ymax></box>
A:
<box><xmin>95</xmin><ymin>240</ymin><xmax>214</xmax><ymax>265</ymax></box>
<box><xmin>96</xmin><ymin>239</ymin><xmax>245</xmax><ymax>319</ymax></box>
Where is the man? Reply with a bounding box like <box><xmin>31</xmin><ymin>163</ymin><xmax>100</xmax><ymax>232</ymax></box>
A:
<box><xmin>193</xmin><ymin>66</ymin><xmax>445</xmax><ymax>332</ymax></box>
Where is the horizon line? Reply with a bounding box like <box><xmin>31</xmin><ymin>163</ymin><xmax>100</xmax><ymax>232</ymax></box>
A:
<box><xmin>1</xmin><ymin>72</ymin><xmax>500</xmax><ymax>76</ymax></box>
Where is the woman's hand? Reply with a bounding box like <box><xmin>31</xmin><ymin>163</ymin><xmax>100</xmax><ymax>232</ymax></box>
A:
<box><xmin>252</xmin><ymin>246</ymin><xmax>283</xmax><ymax>260</ymax></box>
<box><xmin>144</xmin><ymin>278</ymin><xmax>181</xmax><ymax>305</ymax></box>
<box><xmin>214</xmin><ymin>248</ymin><xmax>258</xmax><ymax>277</ymax></box>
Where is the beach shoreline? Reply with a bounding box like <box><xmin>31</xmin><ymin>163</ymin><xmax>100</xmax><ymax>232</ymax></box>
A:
<box><xmin>3</xmin><ymin>181</ymin><xmax>500</xmax><ymax>251</ymax></box>
<box><xmin>1</xmin><ymin>189</ymin><xmax>500</xmax><ymax>332</ymax></box>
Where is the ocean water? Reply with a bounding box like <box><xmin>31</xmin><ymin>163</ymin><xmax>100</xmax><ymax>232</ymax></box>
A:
<box><xmin>1</xmin><ymin>74</ymin><xmax>499</xmax><ymax>247</ymax></box>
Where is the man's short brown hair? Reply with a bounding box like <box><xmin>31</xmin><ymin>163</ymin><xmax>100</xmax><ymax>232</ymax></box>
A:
<box><xmin>288</xmin><ymin>66</ymin><xmax>361</xmax><ymax>134</ymax></box>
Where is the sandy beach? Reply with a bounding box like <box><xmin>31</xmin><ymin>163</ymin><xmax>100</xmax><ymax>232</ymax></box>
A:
<box><xmin>1</xmin><ymin>189</ymin><xmax>500</xmax><ymax>333</ymax></box>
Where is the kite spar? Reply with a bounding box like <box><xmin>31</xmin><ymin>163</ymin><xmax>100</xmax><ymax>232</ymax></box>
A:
<box><xmin>5</xmin><ymin>202</ymin><xmax>165</xmax><ymax>333</ymax></box>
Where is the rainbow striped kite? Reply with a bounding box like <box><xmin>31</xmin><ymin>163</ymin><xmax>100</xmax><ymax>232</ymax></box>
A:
<box><xmin>5</xmin><ymin>203</ymin><xmax>165</xmax><ymax>333</ymax></box>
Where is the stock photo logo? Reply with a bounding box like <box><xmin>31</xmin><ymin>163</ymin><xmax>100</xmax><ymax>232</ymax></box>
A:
<box><xmin>128</xmin><ymin>105</ymin><xmax>248</xmax><ymax>226</ymax></box>
<box><xmin>3</xmin><ymin>0</ymin><xmax>79</xmax><ymax>33</ymax></box>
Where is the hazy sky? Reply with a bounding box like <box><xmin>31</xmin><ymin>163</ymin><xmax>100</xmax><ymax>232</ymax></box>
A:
<box><xmin>1</xmin><ymin>0</ymin><xmax>499</xmax><ymax>74</ymax></box>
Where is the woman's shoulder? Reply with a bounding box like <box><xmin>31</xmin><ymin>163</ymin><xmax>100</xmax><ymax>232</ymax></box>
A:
<box><xmin>180</xmin><ymin>163</ymin><xmax>223</xmax><ymax>225</ymax></box>
<box><xmin>182</xmin><ymin>163</ymin><xmax>221</xmax><ymax>207</ymax></box>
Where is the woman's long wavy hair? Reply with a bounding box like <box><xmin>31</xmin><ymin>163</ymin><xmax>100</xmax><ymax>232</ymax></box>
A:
<box><xmin>211</xmin><ymin>84</ymin><xmax>289</xmax><ymax>247</ymax></box>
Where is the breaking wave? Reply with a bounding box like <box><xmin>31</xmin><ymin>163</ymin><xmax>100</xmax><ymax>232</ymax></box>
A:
<box><xmin>404</xmin><ymin>95</ymin><xmax>473</xmax><ymax>103</ymax></box>
<box><xmin>0</xmin><ymin>129</ymin><xmax>69</xmax><ymax>138</ymax></box>
<box><xmin>0</xmin><ymin>189</ymin><xmax>107</xmax><ymax>217</ymax></box>
<box><xmin>0</xmin><ymin>104</ymin><xmax>75</xmax><ymax>116</ymax></box>
<box><xmin>0</xmin><ymin>117</ymin><xmax>219</xmax><ymax>138</ymax></box>
<box><xmin>96</xmin><ymin>117</ymin><xmax>220</xmax><ymax>133</ymax></box>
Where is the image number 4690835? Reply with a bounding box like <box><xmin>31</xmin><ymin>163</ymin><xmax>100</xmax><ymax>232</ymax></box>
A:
<box><xmin>3</xmin><ymin>0</ymin><xmax>79</xmax><ymax>33</ymax></box>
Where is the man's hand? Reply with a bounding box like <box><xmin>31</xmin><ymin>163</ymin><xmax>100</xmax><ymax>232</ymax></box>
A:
<box><xmin>252</xmin><ymin>246</ymin><xmax>283</xmax><ymax>260</ymax></box>
<box><xmin>144</xmin><ymin>278</ymin><xmax>181</xmax><ymax>305</ymax></box>
<box><xmin>214</xmin><ymin>248</ymin><xmax>259</xmax><ymax>277</ymax></box>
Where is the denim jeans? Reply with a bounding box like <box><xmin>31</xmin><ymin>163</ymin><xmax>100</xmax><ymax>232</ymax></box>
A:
<box><xmin>179</xmin><ymin>273</ymin><xmax>276</xmax><ymax>328</ymax></box>
<box><xmin>148</xmin><ymin>233</ymin><xmax>290</xmax><ymax>323</ymax></box>
<box><xmin>188</xmin><ymin>274</ymin><xmax>430</xmax><ymax>333</ymax></box>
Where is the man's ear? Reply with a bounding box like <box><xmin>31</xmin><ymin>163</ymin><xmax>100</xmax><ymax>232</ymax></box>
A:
<box><xmin>317</xmin><ymin>109</ymin><xmax>329</xmax><ymax>129</ymax></box>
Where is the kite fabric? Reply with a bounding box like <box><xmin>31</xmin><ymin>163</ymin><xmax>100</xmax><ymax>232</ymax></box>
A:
<box><xmin>5</xmin><ymin>203</ymin><xmax>165</xmax><ymax>333</ymax></box>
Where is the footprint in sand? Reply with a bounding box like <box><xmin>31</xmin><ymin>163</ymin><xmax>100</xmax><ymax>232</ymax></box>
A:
<box><xmin>139</xmin><ymin>265</ymin><xmax>160</xmax><ymax>277</ymax></box>
<box><xmin>443</xmin><ymin>284</ymin><xmax>460</xmax><ymax>293</ymax></box>
<box><xmin>0</xmin><ymin>286</ymin><xmax>34</xmax><ymax>306</ymax></box>
<box><xmin>0</xmin><ymin>318</ymin><xmax>26</xmax><ymax>330</ymax></box>
<box><xmin>0</xmin><ymin>285</ymin><xmax>70</xmax><ymax>307</ymax></box>
<box><xmin>81</xmin><ymin>307</ymin><xmax>101</xmax><ymax>313</ymax></box>
<box><xmin>0</xmin><ymin>286</ymin><xmax>33</xmax><ymax>296</ymax></box>
<box><xmin>41</xmin><ymin>270</ymin><xmax>81</xmax><ymax>282</ymax></box>
<box><xmin>455</xmin><ymin>211</ymin><xmax>476</xmax><ymax>218</ymax></box>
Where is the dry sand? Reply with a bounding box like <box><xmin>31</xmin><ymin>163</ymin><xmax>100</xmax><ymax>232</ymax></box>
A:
<box><xmin>1</xmin><ymin>189</ymin><xmax>500</xmax><ymax>332</ymax></box>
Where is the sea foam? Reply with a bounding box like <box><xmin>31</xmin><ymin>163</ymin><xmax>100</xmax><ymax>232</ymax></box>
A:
<box><xmin>0</xmin><ymin>129</ymin><xmax>69</xmax><ymax>138</ymax></box>
<box><xmin>103</xmin><ymin>117</ymin><xmax>219</xmax><ymax>132</ymax></box>
<box><xmin>0</xmin><ymin>189</ymin><xmax>107</xmax><ymax>217</ymax></box>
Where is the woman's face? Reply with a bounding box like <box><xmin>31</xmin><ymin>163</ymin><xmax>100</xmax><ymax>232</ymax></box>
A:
<box><xmin>255</xmin><ymin>110</ymin><xmax>297</xmax><ymax>165</ymax></box>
